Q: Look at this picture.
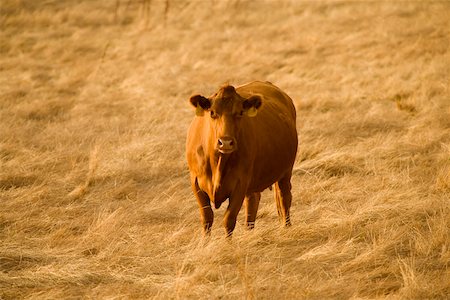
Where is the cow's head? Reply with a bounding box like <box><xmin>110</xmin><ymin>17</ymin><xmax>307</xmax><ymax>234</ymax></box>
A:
<box><xmin>189</xmin><ymin>85</ymin><xmax>262</xmax><ymax>154</ymax></box>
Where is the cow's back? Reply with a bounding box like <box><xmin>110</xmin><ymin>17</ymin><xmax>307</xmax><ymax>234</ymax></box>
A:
<box><xmin>236</xmin><ymin>81</ymin><xmax>298</xmax><ymax>192</ymax></box>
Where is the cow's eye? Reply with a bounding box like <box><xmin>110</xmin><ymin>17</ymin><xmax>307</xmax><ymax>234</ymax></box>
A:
<box><xmin>210</xmin><ymin>111</ymin><xmax>218</xmax><ymax>119</ymax></box>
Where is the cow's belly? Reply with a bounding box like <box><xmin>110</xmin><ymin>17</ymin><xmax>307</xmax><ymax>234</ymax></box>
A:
<box><xmin>247</xmin><ymin>135</ymin><xmax>297</xmax><ymax>193</ymax></box>
<box><xmin>247</xmin><ymin>164</ymin><xmax>290</xmax><ymax>193</ymax></box>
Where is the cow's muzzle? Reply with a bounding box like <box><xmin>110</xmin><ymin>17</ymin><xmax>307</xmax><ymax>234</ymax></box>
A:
<box><xmin>217</xmin><ymin>137</ymin><xmax>237</xmax><ymax>154</ymax></box>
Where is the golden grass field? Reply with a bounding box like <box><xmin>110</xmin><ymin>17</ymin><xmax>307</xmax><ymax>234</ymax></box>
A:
<box><xmin>1</xmin><ymin>0</ymin><xmax>449</xmax><ymax>299</ymax></box>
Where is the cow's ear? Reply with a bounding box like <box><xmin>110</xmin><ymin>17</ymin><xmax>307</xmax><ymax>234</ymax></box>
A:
<box><xmin>243</xmin><ymin>95</ymin><xmax>262</xmax><ymax>117</ymax></box>
<box><xmin>189</xmin><ymin>95</ymin><xmax>211</xmax><ymax>117</ymax></box>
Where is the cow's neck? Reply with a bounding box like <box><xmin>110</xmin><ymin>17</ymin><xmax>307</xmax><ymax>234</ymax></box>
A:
<box><xmin>210</xmin><ymin>152</ymin><xmax>230</xmax><ymax>196</ymax></box>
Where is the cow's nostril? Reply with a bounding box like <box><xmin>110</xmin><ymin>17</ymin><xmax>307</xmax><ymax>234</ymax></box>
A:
<box><xmin>218</xmin><ymin>138</ymin><xmax>236</xmax><ymax>151</ymax></box>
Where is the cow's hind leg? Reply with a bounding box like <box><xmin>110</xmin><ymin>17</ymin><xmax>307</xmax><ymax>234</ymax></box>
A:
<box><xmin>245</xmin><ymin>192</ymin><xmax>261</xmax><ymax>229</ymax></box>
<box><xmin>274</xmin><ymin>172</ymin><xmax>292</xmax><ymax>227</ymax></box>
<box><xmin>191</xmin><ymin>177</ymin><xmax>214</xmax><ymax>235</ymax></box>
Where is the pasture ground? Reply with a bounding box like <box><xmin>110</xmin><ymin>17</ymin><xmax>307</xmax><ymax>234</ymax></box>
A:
<box><xmin>1</xmin><ymin>1</ymin><xmax>449</xmax><ymax>299</ymax></box>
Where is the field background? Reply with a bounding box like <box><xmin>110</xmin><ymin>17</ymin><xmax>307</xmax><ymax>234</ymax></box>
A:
<box><xmin>1</xmin><ymin>0</ymin><xmax>449</xmax><ymax>299</ymax></box>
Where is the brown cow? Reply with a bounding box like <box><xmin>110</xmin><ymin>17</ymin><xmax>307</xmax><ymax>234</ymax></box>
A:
<box><xmin>186</xmin><ymin>81</ymin><xmax>298</xmax><ymax>236</ymax></box>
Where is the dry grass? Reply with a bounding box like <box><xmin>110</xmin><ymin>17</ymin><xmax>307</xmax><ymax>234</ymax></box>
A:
<box><xmin>1</xmin><ymin>0</ymin><xmax>449</xmax><ymax>299</ymax></box>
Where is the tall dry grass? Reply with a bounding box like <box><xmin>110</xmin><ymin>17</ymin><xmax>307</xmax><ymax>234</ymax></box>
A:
<box><xmin>1</xmin><ymin>0</ymin><xmax>449</xmax><ymax>299</ymax></box>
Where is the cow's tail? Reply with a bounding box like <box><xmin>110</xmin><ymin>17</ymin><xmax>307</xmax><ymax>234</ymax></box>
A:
<box><xmin>274</xmin><ymin>184</ymin><xmax>283</xmax><ymax>219</ymax></box>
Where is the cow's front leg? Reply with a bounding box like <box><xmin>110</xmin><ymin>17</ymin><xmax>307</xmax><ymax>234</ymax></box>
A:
<box><xmin>191</xmin><ymin>177</ymin><xmax>214</xmax><ymax>235</ymax></box>
<box><xmin>223</xmin><ymin>184</ymin><xmax>246</xmax><ymax>236</ymax></box>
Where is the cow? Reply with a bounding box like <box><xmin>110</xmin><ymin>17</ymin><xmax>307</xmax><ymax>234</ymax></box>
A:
<box><xmin>186</xmin><ymin>81</ymin><xmax>298</xmax><ymax>236</ymax></box>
